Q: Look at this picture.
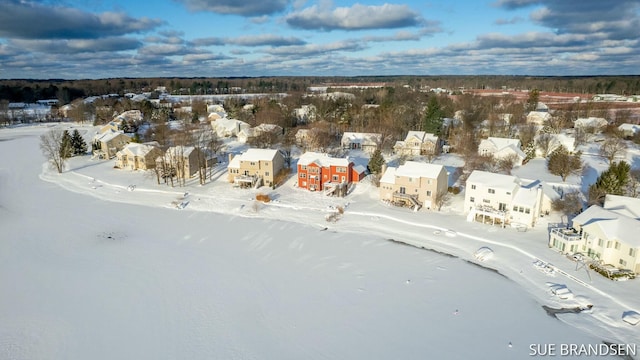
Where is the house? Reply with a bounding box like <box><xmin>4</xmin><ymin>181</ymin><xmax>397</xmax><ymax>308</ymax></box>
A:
<box><xmin>341</xmin><ymin>132</ymin><xmax>382</xmax><ymax>154</ymax></box>
<box><xmin>161</xmin><ymin>146</ymin><xmax>209</xmax><ymax>180</ymax></box>
<box><xmin>618</xmin><ymin>123</ymin><xmax>640</xmax><ymax>138</ymax></box>
<box><xmin>534</xmin><ymin>133</ymin><xmax>576</xmax><ymax>156</ymax></box>
<box><xmin>115</xmin><ymin>142</ymin><xmax>162</xmax><ymax>171</ymax></box>
<box><xmin>292</xmin><ymin>104</ymin><xmax>316</xmax><ymax>125</ymax></box>
<box><xmin>227</xmin><ymin>148</ymin><xmax>285</xmax><ymax>188</ymax></box>
<box><xmin>379</xmin><ymin>161</ymin><xmax>448</xmax><ymax>210</ymax></box>
<box><xmin>92</xmin><ymin>130</ymin><xmax>131</xmax><ymax>159</ymax></box>
<box><xmin>574</xmin><ymin>117</ymin><xmax>608</xmax><ymax>132</ymax></box>
<box><xmin>296</xmin><ymin>152</ymin><xmax>365</xmax><ymax>196</ymax></box>
<box><xmin>464</xmin><ymin>170</ymin><xmax>558</xmax><ymax>228</ymax></box>
<box><xmin>477</xmin><ymin>137</ymin><xmax>526</xmax><ymax>166</ymax></box>
<box><xmin>211</xmin><ymin>118</ymin><xmax>251</xmax><ymax>138</ymax></box>
<box><xmin>548</xmin><ymin>195</ymin><xmax>640</xmax><ymax>274</ymax></box>
<box><xmin>237</xmin><ymin>123</ymin><xmax>283</xmax><ymax>144</ymax></box>
<box><xmin>526</xmin><ymin>111</ymin><xmax>552</xmax><ymax>126</ymax></box>
<box><xmin>393</xmin><ymin>131</ymin><xmax>440</xmax><ymax>156</ymax></box>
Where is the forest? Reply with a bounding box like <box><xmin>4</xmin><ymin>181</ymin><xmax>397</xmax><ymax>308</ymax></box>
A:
<box><xmin>1</xmin><ymin>75</ymin><xmax>640</xmax><ymax>104</ymax></box>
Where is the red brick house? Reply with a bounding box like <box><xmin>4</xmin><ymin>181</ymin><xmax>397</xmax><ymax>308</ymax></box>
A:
<box><xmin>297</xmin><ymin>152</ymin><xmax>365</xmax><ymax>195</ymax></box>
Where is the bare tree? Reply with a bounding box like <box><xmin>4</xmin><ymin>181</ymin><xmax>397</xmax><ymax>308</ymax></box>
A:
<box><xmin>40</xmin><ymin>128</ymin><xmax>67</xmax><ymax>173</ymax></box>
<box><xmin>552</xmin><ymin>191</ymin><xmax>583</xmax><ymax>221</ymax></box>
<box><xmin>497</xmin><ymin>154</ymin><xmax>520</xmax><ymax>175</ymax></box>
<box><xmin>536</xmin><ymin>133</ymin><xmax>554</xmax><ymax>158</ymax></box>
<box><xmin>434</xmin><ymin>189</ymin><xmax>451</xmax><ymax>211</ymax></box>
<box><xmin>599</xmin><ymin>137</ymin><xmax>627</xmax><ymax>163</ymax></box>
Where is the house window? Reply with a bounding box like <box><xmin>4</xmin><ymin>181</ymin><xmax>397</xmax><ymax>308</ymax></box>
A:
<box><xmin>426</xmin><ymin>190</ymin><xmax>432</xmax><ymax>197</ymax></box>
<box><xmin>598</xmin><ymin>239</ymin><xmax>604</xmax><ymax>247</ymax></box>
<box><xmin>336</xmin><ymin>167</ymin><xmax>346</xmax><ymax>173</ymax></box>
<box><xmin>265</xmin><ymin>172</ymin><xmax>269</xmax><ymax>177</ymax></box>
<box><xmin>300</xmin><ymin>173</ymin><xmax>306</xmax><ymax>178</ymax></box>
<box><xmin>332</xmin><ymin>175</ymin><xmax>339</xmax><ymax>182</ymax></box>
<box><xmin>630</xmin><ymin>248</ymin><xmax>637</xmax><ymax>257</ymax></box>
<box><xmin>483</xmin><ymin>199</ymin><xmax>490</xmax><ymax>204</ymax></box>
<box><xmin>498</xmin><ymin>203</ymin><xmax>506</xmax><ymax>211</ymax></box>
<box><xmin>488</xmin><ymin>188</ymin><xmax>495</xmax><ymax>194</ymax></box>
<box><xmin>427</xmin><ymin>179</ymin><xmax>431</xmax><ymax>185</ymax></box>
<box><xmin>525</xmin><ymin>208</ymin><xmax>530</xmax><ymax>214</ymax></box>
<box><xmin>301</xmin><ymin>165</ymin><xmax>307</xmax><ymax>170</ymax></box>
<box><xmin>518</xmin><ymin>206</ymin><xmax>524</xmax><ymax>213</ymax></box>
<box><xmin>250</xmin><ymin>162</ymin><xmax>256</xmax><ymax>166</ymax></box>
<box><xmin>606</xmin><ymin>241</ymin><xmax>612</xmax><ymax>248</ymax></box>
<box><xmin>619</xmin><ymin>259</ymin><xmax>627</xmax><ymax>266</ymax></box>
<box><xmin>470</xmin><ymin>197</ymin><xmax>475</xmax><ymax>203</ymax></box>
<box><xmin>471</xmin><ymin>185</ymin><xmax>476</xmax><ymax>190</ymax></box>
<box><xmin>513</xmin><ymin>206</ymin><xmax>517</xmax><ymax>211</ymax></box>
<box><xmin>615</xmin><ymin>242</ymin><xmax>620</xmax><ymax>250</ymax></box>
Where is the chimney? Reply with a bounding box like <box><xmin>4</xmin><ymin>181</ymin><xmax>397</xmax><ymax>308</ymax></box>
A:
<box><xmin>228</xmin><ymin>153</ymin><xmax>235</xmax><ymax>163</ymax></box>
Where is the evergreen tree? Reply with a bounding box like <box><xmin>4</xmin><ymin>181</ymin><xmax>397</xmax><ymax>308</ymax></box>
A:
<box><xmin>526</xmin><ymin>88</ymin><xmax>540</xmax><ymax>112</ymax></box>
<box><xmin>70</xmin><ymin>129</ymin><xmax>87</xmax><ymax>156</ymax></box>
<box><xmin>547</xmin><ymin>145</ymin><xmax>582</xmax><ymax>181</ymax></box>
<box><xmin>422</xmin><ymin>96</ymin><xmax>444</xmax><ymax>136</ymax></box>
<box><xmin>367</xmin><ymin>149</ymin><xmax>385</xmax><ymax>175</ymax></box>
<box><xmin>588</xmin><ymin>161</ymin><xmax>630</xmax><ymax>206</ymax></box>
<box><xmin>59</xmin><ymin>130</ymin><xmax>72</xmax><ymax>159</ymax></box>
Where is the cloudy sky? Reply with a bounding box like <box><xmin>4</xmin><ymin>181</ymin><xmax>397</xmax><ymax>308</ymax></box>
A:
<box><xmin>0</xmin><ymin>0</ymin><xmax>638</xmax><ymax>79</ymax></box>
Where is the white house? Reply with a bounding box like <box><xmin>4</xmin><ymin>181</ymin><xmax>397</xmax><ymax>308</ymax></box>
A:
<box><xmin>393</xmin><ymin>131</ymin><xmax>440</xmax><ymax>156</ymax></box>
<box><xmin>534</xmin><ymin>132</ymin><xmax>576</xmax><ymax>156</ymax></box>
<box><xmin>618</xmin><ymin>123</ymin><xmax>640</xmax><ymax>138</ymax></box>
<box><xmin>574</xmin><ymin>117</ymin><xmax>608</xmax><ymax>131</ymax></box>
<box><xmin>211</xmin><ymin>118</ymin><xmax>251</xmax><ymax>138</ymax></box>
<box><xmin>237</xmin><ymin>123</ymin><xmax>283</xmax><ymax>144</ymax></box>
<box><xmin>341</xmin><ymin>132</ymin><xmax>382</xmax><ymax>154</ymax></box>
<box><xmin>464</xmin><ymin>170</ymin><xmax>558</xmax><ymax>228</ymax></box>
<box><xmin>526</xmin><ymin>111</ymin><xmax>552</xmax><ymax>126</ymax></box>
<box><xmin>548</xmin><ymin>195</ymin><xmax>640</xmax><ymax>274</ymax></box>
<box><xmin>477</xmin><ymin>137</ymin><xmax>526</xmax><ymax>166</ymax></box>
<box><xmin>292</xmin><ymin>104</ymin><xmax>316</xmax><ymax>125</ymax></box>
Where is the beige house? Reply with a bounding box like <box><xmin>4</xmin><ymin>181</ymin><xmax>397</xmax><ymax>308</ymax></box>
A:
<box><xmin>379</xmin><ymin>161</ymin><xmax>448</xmax><ymax>210</ymax></box>
<box><xmin>548</xmin><ymin>195</ymin><xmax>640</xmax><ymax>274</ymax></box>
<box><xmin>92</xmin><ymin>130</ymin><xmax>131</xmax><ymax>159</ymax></box>
<box><xmin>227</xmin><ymin>148</ymin><xmax>285</xmax><ymax>188</ymax></box>
<box><xmin>394</xmin><ymin>131</ymin><xmax>440</xmax><ymax>156</ymax></box>
<box><xmin>161</xmin><ymin>146</ymin><xmax>207</xmax><ymax>179</ymax></box>
<box><xmin>115</xmin><ymin>142</ymin><xmax>162</xmax><ymax>171</ymax></box>
<box><xmin>237</xmin><ymin>123</ymin><xmax>283</xmax><ymax>144</ymax></box>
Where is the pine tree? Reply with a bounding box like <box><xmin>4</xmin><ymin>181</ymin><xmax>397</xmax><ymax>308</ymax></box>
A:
<box><xmin>523</xmin><ymin>141</ymin><xmax>536</xmax><ymax>162</ymax></box>
<box><xmin>70</xmin><ymin>129</ymin><xmax>87</xmax><ymax>156</ymax></box>
<box><xmin>367</xmin><ymin>149</ymin><xmax>385</xmax><ymax>175</ymax></box>
<box><xmin>59</xmin><ymin>130</ymin><xmax>72</xmax><ymax>159</ymax></box>
<box><xmin>588</xmin><ymin>161</ymin><xmax>630</xmax><ymax>206</ymax></box>
<box><xmin>422</xmin><ymin>96</ymin><xmax>444</xmax><ymax>136</ymax></box>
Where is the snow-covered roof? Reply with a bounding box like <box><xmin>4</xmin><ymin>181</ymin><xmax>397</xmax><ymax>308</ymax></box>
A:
<box><xmin>380</xmin><ymin>166</ymin><xmax>397</xmax><ymax>184</ymax></box>
<box><xmin>353</xmin><ymin>165</ymin><xmax>366</xmax><ymax>174</ymax></box>
<box><xmin>404</xmin><ymin>131</ymin><xmax>438</xmax><ymax>143</ymax></box>
<box><xmin>118</xmin><ymin>143</ymin><xmax>159</xmax><ymax>157</ymax></box>
<box><xmin>618</xmin><ymin>123</ymin><xmax>640</xmax><ymax>134</ymax></box>
<box><xmin>574</xmin><ymin>117</ymin><xmax>608</xmax><ymax>128</ymax></box>
<box><xmin>572</xmin><ymin>205</ymin><xmax>640</xmax><ymax>247</ymax></box>
<box><xmin>298</xmin><ymin>151</ymin><xmax>350</xmax><ymax>167</ymax></box>
<box><xmin>341</xmin><ymin>132</ymin><xmax>382</xmax><ymax>144</ymax></box>
<box><xmin>481</xmin><ymin>137</ymin><xmax>520</xmax><ymax>150</ymax></box>
<box><xmin>229</xmin><ymin>148</ymin><xmax>280</xmax><ymax>168</ymax></box>
<box><xmin>466</xmin><ymin>170</ymin><xmax>519</xmax><ymax>191</ymax></box>
<box><xmin>166</xmin><ymin>145</ymin><xmax>196</xmax><ymax>158</ymax></box>
<box><xmin>395</xmin><ymin>161</ymin><xmax>445</xmax><ymax>179</ymax></box>
<box><xmin>93</xmin><ymin>130</ymin><xmax>127</xmax><ymax>143</ymax></box>
<box><xmin>603</xmin><ymin>194</ymin><xmax>640</xmax><ymax>220</ymax></box>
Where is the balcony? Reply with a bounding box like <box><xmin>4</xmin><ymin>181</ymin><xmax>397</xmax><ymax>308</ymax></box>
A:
<box><xmin>391</xmin><ymin>191</ymin><xmax>422</xmax><ymax>209</ymax></box>
<box><xmin>550</xmin><ymin>228</ymin><xmax>583</xmax><ymax>242</ymax></box>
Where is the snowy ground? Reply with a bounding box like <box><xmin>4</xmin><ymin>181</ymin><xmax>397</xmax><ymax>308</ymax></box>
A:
<box><xmin>1</xmin><ymin>123</ymin><xmax>639</xmax><ymax>359</ymax></box>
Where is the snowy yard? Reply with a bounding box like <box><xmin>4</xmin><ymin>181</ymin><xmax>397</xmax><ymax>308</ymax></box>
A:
<box><xmin>1</xmin><ymin>124</ymin><xmax>639</xmax><ymax>359</ymax></box>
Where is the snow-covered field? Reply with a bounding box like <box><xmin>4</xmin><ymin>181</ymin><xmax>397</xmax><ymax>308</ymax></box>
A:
<box><xmin>1</xmin><ymin>124</ymin><xmax>639</xmax><ymax>359</ymax></box>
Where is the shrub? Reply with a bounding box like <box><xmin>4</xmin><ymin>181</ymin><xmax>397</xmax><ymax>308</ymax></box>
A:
<box><xmin>256</xmin><ymin>194</ymin><xmax>271</xmax><ymax>203</ymax></box>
